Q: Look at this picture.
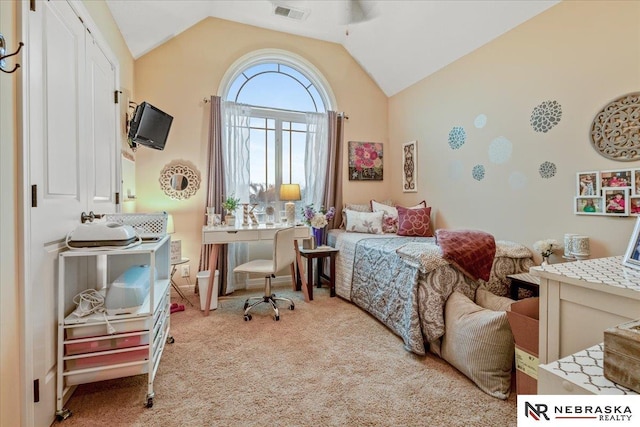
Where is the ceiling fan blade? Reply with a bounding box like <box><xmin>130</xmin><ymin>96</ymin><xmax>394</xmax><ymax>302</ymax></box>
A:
<box><xmin>342</xmin><ymin>0</ymin><xmax>379</xmax><ymax>25</ymax></box>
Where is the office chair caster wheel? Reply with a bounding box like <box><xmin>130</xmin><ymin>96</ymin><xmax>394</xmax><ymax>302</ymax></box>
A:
<box><xmin>144</xmin><ymin>396</ymin><xmax>153</xmax><ymax>408</ymax></box>
<box><xmin>289</xmin><ymin>304</ymin><xmax>295</xmax><ymax>310</ymax></box>
<box><xmin>274</xmin><ymin>314</ymin><xmax>280</xmax><ymax>321</ymax></box>
<box><xmin>166</xmin><ymin>336</ymin><xmax>175</xmax><ymax>344</ymax></box>
<box><xmin>244</xmin><ymin>314</ymin><xmax>252</xmax><ymax>321</ymax></box>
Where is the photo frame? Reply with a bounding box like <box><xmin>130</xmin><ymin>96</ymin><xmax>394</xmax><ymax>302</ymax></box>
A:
<box><xmin>601</xmin><ymin>169</ymin><xmax>632</xmax><ymax>189</ymax></box>
<box><xmin>603</xmin><ymin>188</ymin><xmax>629</xmax><ymax>216</ymax></box>
<box><xmin>633</xmin><ymin>169</ymin><xmax>640</xmax><ymax>195</ymax></box>
<box><xmin>348</xmin><ymin>141</ymin><xmax>383</xmax><ymax>181</ymax></box>
<box><xmin>574</xmin><ymin>197</ymin><xmax>603</xmax><ymax>215</ymax></box>
<box><xmin>622</xmin><ymin>216</ymin><xmax>640</xmax><ymax>269</ymax></box>
<box><xmin>576</xmin><ymin>171</ymin><xmax>599</xmax><ymax>196</ymax></box>
<box><xmin>402</xmin><ymin>140</ymin><xmax>417</xmax><ymax>192</ymax></box>
<box><xmin>631</xmin><ymin>197</ymin><xmax>640</xmax><ymax>215</ymax></box>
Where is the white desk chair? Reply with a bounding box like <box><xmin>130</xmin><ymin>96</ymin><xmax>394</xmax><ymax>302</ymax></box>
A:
<box><xmin>233</xmin><ymin>227</ymin><xmax>297</xmax><ymax>321</ymax></box>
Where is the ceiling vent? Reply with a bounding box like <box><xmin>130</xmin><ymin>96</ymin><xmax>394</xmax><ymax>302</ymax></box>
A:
<box><xmin>273</xmin><ymin>4</ymin><xmax>308</xmax><ymax>21</ymax></box>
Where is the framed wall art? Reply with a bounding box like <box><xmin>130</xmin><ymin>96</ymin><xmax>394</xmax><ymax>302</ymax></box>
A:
<box><xmin>348</xmin><ymin>141</ymin><xmax>383</xmax><ymax>181</ymax></box>
<box><xmin>574</xmin><ymin>169</ymin><xmax>639</xmax><ymax>217</ymax></box>
<box><xmin>576</xmin><ymin>171</ymin><xmax>599</xmax><ymax>196</ymax></box>
<box><xmin>574</xmin><ymin>197</ymin><xmax>603</xmax><ymax>215</ymax></box>
<box><xmin>402</xmin><ymin>141</ymin><xmax>417</xmax><ymax>192</ymax></box>
<box><xmin>601</xmin><ymin>169</ymin><xmax>632</xmax><ymax>189</ymax></box>
<box><xmin>603</xmin><ymin>188</ymin><xmax>629</xmax><ymax>216</ymax></box>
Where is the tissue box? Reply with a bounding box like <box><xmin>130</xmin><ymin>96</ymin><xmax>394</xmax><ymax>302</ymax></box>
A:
<box><xmin>604</xmin><ymin>319</ymin><xmax>640</xmax><ymax>393</ymax></box>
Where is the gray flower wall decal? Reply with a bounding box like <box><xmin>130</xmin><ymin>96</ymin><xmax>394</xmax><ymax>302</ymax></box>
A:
<box><xmin>530</xmin><ymin>100</ymin><xmax>562</xmax><ymax>133</ymax></box>
<box><xmin>448</xmin><ymin>126</ymin><xmax>466</xmax><ymax>149</ymax></box>
<box><xmin>472</xmin><ymin>164</ymin><xmax>485</xmax><ymax>181</ymax></box>
<box><xmin>539</xmin><ymin>161</ymin><xmax>557</xmax><ymax>178</ymax></box>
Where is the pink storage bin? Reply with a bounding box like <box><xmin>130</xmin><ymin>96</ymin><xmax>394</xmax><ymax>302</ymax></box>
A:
<box><xmin>65</xmin><ymin>334</ymin><xmax>149</xmax><ymax>356</ymax></box>
<box><xmin>65</xmin><ymin>348</ymin><xmax>148</xmax><ymax>371</ymax></box>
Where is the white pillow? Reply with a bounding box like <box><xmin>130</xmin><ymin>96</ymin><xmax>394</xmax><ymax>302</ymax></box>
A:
<box><xmin>441</xmin><ymin>291</ymin><xmax>514</xmax><ymax>400</ymax></box>
<box><xmin>475</xmin><ymin>289</ymin><xmax>516</xmax><ymax>312</ymax></box>
<box><xmin>344</xmin><ymin>210</ymin><xmax>384</xmax><ymax>234</ymax></box>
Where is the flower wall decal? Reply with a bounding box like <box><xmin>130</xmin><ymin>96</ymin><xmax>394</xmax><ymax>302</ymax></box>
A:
<box><xmin>530</xmin><ymin>100</ymin><xmax>562</xmax><ymax>133</ymax></box>
<box><xmin>539</xmin><ymin>161</ymin><xmax>557</xmax><ymax>178</ymax></box>
<box><xmin>488</xmin><ymin>136</ymin><xmax>512</xmax><ymax>164</ymax></box>
<box><xmin>472</xmin><ymin>164</ymin><xmax>485</xmax><ymax>181</ymax></box>
<box><xmin>474</xmin><ymin>114</ymin><xmax>487</xmax><ymax>128</ymax></box>
<box><xmin>448</xmin><ymin>126</ymin><xmax>466</xmax><ymax>149</ymax></box>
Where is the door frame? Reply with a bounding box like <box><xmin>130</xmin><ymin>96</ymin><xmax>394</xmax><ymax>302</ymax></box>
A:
<box><xmin>18</xmin><ymin>1</ymin><xmax>122</xmax><ymax>424</ymax></box>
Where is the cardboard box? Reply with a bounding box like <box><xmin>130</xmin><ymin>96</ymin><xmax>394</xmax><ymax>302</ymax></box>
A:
<box><xmin>506</xmin><ymin>297</ymin><xmax>539</xmax><ymax>395</ymax></box>
<box><xmin>604</xmin><ymin>319</ymin><xmax>640</xmax><ymax>393</ymax></box>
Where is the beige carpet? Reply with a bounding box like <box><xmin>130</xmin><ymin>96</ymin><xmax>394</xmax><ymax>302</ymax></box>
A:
<box><xmin>59</xmin><ymin>286</ymin><xmax>517</xmax><ymax>426</ymax></box>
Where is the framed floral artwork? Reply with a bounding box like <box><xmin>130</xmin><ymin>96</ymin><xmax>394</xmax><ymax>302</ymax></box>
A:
<box><xmin>402</xmin><ymin>141</ymin><xmax>417</xmax><ymax>192</ymax></box>
<box><xmin>348</xmin><ymin>141</ymin><xmax>383</xmax><ymax>181</ymax></box>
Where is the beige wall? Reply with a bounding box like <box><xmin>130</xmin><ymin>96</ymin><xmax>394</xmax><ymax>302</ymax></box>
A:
<box><xmin>1</xmin><ymin>1</ymin><xmax>20</xmax><ymax>425</ymax></box>
<box><xmin>389</xmin><ymin>0</ymin><xmax>640</xmax><ymax>261</ymax></box>
<box><xmin>133</xmin><ymin>18</ymin><xmax>389</xmax><ymax>282</ymax></box>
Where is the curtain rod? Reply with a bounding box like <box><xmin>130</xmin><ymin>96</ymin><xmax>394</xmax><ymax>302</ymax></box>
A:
<box><xmin>203</xmin><ymin>96</ymin><xmax>348</xmax><ymax>119</ymax></box>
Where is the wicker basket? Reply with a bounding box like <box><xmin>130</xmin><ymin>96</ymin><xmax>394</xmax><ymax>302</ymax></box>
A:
<box><xmin>105</xmin><ymin>213</ymin><xmax>168</xmax><ymax>240</ymax></box>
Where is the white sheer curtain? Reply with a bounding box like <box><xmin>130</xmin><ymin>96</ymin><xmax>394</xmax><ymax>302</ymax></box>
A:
<box><xmin>303</xmin><ymin>112</ymin><xmax>329</xmax><ymax>209</ymax></box>
<box><xmin>221</xmin><ymin>101</ymin><xmax>252</xmax><ymax>292</ymax></box>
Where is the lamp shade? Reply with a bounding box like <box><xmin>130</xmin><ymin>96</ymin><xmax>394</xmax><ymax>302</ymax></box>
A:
<box><xmin>166</xmin><ymin>214</ymin><xmax>175</xmax><ymax>234</ymax></box>
<box><xmin>279</xmin><ymin>184</ymin><xmax>301</xmax><ymax>201</ymax></box>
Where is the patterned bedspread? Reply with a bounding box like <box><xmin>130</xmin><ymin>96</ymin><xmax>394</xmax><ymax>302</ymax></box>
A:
<box><xmin>329</xmin><ymin>229</ymin><xmax>534</xmax><ymax>355</ymax></box>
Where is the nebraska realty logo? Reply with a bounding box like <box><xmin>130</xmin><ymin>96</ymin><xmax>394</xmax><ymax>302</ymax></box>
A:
<box><xmin>525</xmin><ymin>401</ymin><xmax>632</xmax><ymax>422</ymax></box>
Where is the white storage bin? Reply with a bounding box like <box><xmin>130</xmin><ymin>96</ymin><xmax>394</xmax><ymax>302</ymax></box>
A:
<box><xmin>197</xmin><ymin>270</ymin><xmax>218</xmax><ymax>311</ymax></box>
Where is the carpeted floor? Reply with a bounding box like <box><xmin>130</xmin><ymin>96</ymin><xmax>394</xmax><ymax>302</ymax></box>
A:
<box><xmin>58</xmin><ymin>285</ymin><xmax>517</xmax><ymax>426</ymax></box>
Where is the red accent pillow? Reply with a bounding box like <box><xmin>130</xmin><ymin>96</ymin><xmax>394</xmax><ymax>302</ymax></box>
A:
<box><xmin>396</xmin><ymin>206</ymin><xmax>433</xmax><ymax>237</ymax></box>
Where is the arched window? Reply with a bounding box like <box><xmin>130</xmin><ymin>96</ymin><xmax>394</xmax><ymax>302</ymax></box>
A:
<box><xmin>220</xmin><ymin>50</ymin><xmax>335</xmax><ymax>213</ymax></box>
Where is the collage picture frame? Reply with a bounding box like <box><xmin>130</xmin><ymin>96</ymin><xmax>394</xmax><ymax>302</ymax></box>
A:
<box><xmin>575</xmin><ymin>168</ymin><xmax>640</xmax><ymax>216</ymax></box>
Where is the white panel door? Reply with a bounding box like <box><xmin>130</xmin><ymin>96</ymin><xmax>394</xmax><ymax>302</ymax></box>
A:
<box><xmin>24</xmin><ymin>1</ymin><xmax>117</xmax><ymax>425</ymax></box>
<box><xmin>27</xmin><ymin>2</ymin><xmax>86</xmax><ymax>424</ymax></box>
<box><xmin>86</xmin><ymin>36</ymin><xmax>117</xmax><ymax>213</ymax></box>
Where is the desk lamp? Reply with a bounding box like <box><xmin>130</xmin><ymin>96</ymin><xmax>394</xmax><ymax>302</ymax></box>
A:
<box><xmin>279</xmin><ymin>184</ymin><xmax>301</xmax><ymax>225</ymax></box>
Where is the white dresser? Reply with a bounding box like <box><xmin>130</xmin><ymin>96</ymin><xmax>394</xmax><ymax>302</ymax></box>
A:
<box><xmin>530</xmin><ymin>256</ymin><xmax>640</xmax><ymax>365</ymax></box>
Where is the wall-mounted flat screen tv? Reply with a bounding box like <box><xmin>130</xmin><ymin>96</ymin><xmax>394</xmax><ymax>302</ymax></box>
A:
<box><xmin>127</xmin><ymin>102</ymin><xmax>173</xmax><ymax>150</ymax></box>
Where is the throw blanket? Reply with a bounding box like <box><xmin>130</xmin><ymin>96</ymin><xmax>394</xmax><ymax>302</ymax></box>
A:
<box><xmin>435</xmin><ymin>229</ymin><xmax>496</xmax><ymax>282</ymax></box>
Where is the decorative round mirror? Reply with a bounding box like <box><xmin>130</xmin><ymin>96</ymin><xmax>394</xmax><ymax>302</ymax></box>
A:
<box><xmin>159</xmin><ymin>160</ymin><xmax>201</xmax><ymax>200</ymax></box>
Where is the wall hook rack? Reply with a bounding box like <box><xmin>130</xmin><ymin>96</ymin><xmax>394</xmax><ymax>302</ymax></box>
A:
<box><xmin>0</xmin><ymin>33</ymin><xmax>24</xmax><ymax>74</ymax></box>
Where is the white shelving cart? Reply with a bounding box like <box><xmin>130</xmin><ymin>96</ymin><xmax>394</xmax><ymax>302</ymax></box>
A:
<box><xmin>56</xmin><ymin>235</ymin><xmax>172</xmax><ymax>421</ymax></box>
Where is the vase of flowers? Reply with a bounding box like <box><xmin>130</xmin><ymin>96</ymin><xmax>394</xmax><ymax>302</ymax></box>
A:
<box><xmin>221</xmin><ymin>193</ymin><xmax>240</xmax><ymax>226</ymax></box>
<box><xmin>533</xmin><ymin>239</ymin><xmax>562</xmax><ymax>265</ymax></box>
<box><xmin>301</xmin><ymin>205</ymin><xmax>336</xmax><ymax>248</ymax></box>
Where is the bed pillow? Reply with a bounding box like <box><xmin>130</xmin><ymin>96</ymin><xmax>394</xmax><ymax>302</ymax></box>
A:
<box><xmin>396</xmin><ymin>206</ymin><xmax>433</xmax><ymax>237</ymax></box>
<box><xmin>372</xmin><ymin>200</ymin><xmax>427</xmax><ymax>233</ymax></box>
<box><xmin>344</xmin><ymin>210</ymin><xmax>384</xmax><ymax>234</ymax></box>
<box><xmin>475</xmin><ymin>289</ymin><xmax>516</xmax><ymax>312</ymax></box>
<box><xmin>340</xmin><ymin>203</ymin><xmax>372</xmax><ymax>228</ymax></box>
<box><xmin>440</xmin><ymin>291</ymin><xmax>514</xmax><ymax>400</ymax></box>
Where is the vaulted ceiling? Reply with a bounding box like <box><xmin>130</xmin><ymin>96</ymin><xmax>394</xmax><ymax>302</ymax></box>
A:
<box><xmin>105</xmin><ymin>0</ymin><xmax>559</xmax><ymax>96</ymax></box>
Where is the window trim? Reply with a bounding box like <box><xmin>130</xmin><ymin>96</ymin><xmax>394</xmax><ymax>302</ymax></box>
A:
<box><xmin>218</xmin><ymin>48</ymin><xmax>337</xmax><ymax>112</ymax></box>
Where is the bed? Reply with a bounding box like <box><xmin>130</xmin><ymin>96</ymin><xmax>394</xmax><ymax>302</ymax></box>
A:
<box><xmin>328</xmin><ymin>229</ymin><xmax>534</xmax><ymax>356</ymax></box>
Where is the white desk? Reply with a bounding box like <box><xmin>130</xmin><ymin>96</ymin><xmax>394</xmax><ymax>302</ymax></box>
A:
<box><xmin>530</xmin><ymin>256</ymin><xmax>640</xmax><ymax>364</ymax></box>
<box><xmin>201</xmin><ymin>224</ymin><xmax>310</xmax><ymax>316</ymax></box>
<box><xmin>538</xmin><ymin>343</ymin><xmax>638</xmax><ymax>395</ymax></box>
